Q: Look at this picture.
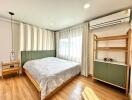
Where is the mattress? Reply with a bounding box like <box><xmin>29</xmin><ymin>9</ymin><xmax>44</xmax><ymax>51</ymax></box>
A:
<box><xmin>23</xmin><ymin>57</ymin><xmax>80</xmax><ymax>100</ymax></box>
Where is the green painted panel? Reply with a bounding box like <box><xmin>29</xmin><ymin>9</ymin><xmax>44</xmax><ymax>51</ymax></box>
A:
<box><xmin>107</xmin><ymin>63</ymin><xmax>126</xmax><ymax>88</ymax></box>
<box><xmin>21</xmin><ymin>50</ymin><xmax>56</xmax><ymax>66</ymax></box>
<box><xmin>94</xmin><ymin>61</ymin><xmax>108</xmax><ymax>81</ymax></box>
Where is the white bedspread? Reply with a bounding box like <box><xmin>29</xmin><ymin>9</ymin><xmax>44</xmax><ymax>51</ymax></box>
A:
<box><xmin>23</xmin><ymin>57</ymin><xmax>80</xmax><ymax>100</ymax></box>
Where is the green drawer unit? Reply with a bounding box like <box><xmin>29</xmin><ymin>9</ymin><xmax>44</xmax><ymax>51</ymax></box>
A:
<box><xmin>93</xmin><ymin>61</ymin><xmax>127</xmax><ymax>89</ymax></box>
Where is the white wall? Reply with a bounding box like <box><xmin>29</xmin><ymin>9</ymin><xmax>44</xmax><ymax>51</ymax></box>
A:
<box><xmin>0</xmin><ymin>19</ymin><xmax>19</xmax><ymax>76</ymax></box>
<box><xmin>0</xmin><ymin>19</ymin><xmax>20</xmax><ymax>62</ymax></box>
<box><xmin>89</xmin><ymin>23</ymin><xmax>130</xmax><ymax>74</ymax></box>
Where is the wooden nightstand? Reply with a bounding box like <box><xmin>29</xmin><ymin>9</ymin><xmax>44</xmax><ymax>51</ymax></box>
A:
<box><xmin>1</xmin><ymin>61</ymin><xmax>21</xmax><ymax>78</ymax></box>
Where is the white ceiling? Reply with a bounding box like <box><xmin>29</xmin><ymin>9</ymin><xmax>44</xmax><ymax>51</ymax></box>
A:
<box><xmin>0</xmin><ymin>0</ymin><xmax>132</xmax><ymax>31</ymax></box>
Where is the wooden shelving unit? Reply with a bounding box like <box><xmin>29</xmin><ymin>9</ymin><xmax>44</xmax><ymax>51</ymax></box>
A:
<box><xmin>93</xmin><ymin>29</ymin><xmax>131</xmax><ymax>95</ymax></box>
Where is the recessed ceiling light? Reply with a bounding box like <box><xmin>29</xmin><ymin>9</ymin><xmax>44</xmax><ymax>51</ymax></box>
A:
<box><xmin>84</xmin><ymin>3</ymin><xmax>90</xmax><ymax>9</ymax></box>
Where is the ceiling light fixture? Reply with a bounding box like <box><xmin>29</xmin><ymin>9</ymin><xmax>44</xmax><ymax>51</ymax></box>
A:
<box><xmin>84</xmin><ymin>3</ymin><xmax>90</xmax><ymax>9</ymax></box>
<box><xmin>9</xmin><ymin>11</ymin><xmax>16</xmax><ymax>61</ymax></box>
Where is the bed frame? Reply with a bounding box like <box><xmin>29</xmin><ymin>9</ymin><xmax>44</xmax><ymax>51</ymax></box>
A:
<box><xmin>21</xmin><ymin>50</ymin><xmax>80</xmax><ymax>100</ymax></box>
<box><xmin>23</xmin><ymin>68</ymin><xmax>41</xmax><ymax>92</ymax></box>
<box><xmin>23</xmin><ymin>68</ymin><xmax>79</xmax><ymax>100</ymax></box>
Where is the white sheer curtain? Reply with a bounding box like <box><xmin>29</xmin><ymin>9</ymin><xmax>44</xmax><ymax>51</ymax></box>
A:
<box><xmin>81</xmin><ymin>22</ymin><xmax>89</xmax><ymax>77</ymax></box>
<box><xmin>20</xmin><ymin>23</ymin><xmax>55</xmax><ymax>51</ymax></box>
<box><xmin>33</xmin><ymin>27</ymin><xmax>38</xmax><ymax>50</ymax></box>
<box><xmin>38</xmin><ymin>28</ymin><xmax>43</xmax><ymax>50</ymax></box>
<box><xmin>56</xmin><ymin>25</ymin><xmax>83</xmax><ymax>62</ymax></box>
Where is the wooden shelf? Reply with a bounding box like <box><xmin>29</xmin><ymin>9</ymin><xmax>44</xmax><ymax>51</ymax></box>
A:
<box><xmin>2</xmin><ymin>61</ymin><xmax>19</xmax><ymax>66</ymax></box>
<box><xmin>95</xmin><ymin>35</ymin><xmax>128</xmax><ymax>41</ymax></box>
<box><xmin>95</xmin><ymin>47</ymin><xmax>127</xmax><ymax>51</ymax></box>
<box><xmin>2</xmin><ymin>67</ymin><xmax>20</xmax><ymax>76</ymax></box>
<box><xmin>94</xmin><ymin>60</ymin><xmax>128</xmax><ymax>66</ymax></box>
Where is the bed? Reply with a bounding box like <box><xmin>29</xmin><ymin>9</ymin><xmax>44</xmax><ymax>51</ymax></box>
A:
<box><xmin>23</xmin><ymin>57</ymin><xmax>80</xmax><ymax>100</ymax></box>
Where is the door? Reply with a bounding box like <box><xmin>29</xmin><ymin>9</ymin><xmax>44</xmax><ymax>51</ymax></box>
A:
<box><xmin>107</xmin><ymin>63</ymin><xmax>126</xmax><ymax>88</ymax></box>
<box><xmin>94</xmin><ymin>61</ymin><xmax>108</xmax><ymax>82</ymax></box>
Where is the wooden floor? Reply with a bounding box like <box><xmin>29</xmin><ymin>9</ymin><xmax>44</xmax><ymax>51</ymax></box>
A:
<box><xmin>0</xmin><ymin>75</ymin><xmax>130</xmax><ymax>100</ymax></box>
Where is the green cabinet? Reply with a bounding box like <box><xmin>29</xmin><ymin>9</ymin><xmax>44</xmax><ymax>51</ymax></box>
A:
<box><xmin>93</xmin><ymin>61</ymin><xmax>127</xmax><ymax>88</ymax></box>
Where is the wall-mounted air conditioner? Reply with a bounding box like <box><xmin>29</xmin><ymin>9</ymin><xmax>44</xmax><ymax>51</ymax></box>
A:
<box><xmin>89</xmin><ymin>9</ymin><xmax>131</xmax><ymax>30</ymax></box>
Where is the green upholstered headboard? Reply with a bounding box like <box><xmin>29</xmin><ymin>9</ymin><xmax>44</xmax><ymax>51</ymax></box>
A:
<box><xmin>21</xmin><ymin>50</ymin><xmax>56</xmax><ymax>66</ymax></box>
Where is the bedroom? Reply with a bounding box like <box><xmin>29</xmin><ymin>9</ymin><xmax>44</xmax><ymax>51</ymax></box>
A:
<box><xmin>0</xmin><ymin>0</ymin><xmax>132</xmax><ymax>100</ymax></box>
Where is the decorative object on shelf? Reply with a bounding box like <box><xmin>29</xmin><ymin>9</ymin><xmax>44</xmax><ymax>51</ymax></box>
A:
<box><xmin>103</xmin><ymin>58</ymin><xmax>114</xmax><ymax>62</ymax></box>
<box><xmin>9</xmin><ymin>12</ymin><xmax>16</xmax><ymax>61</ymax></box>
<box><xmin>104</xmin><ymin>58</ymin><xmax>107</xmax><ymax>61</ymax></box>
<box><xmin>108</xmin><ymin>58</ymin><xmax>113</xmax><ymax>62</ymax></box>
